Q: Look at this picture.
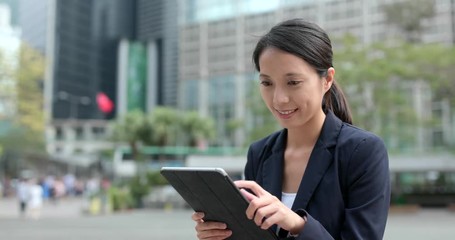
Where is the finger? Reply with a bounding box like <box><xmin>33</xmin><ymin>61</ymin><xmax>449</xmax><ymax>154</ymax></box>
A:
<box><xmin>253</xmin><ymin>202</ymin><xmax>277</xmax><ymax>227</ymax></box>
<box><xmin>240</xmin><ymin>188</ymin><xmax>257</xmax><ymax>202</ymax></box>
<box><xmin>196</xmin><ymin>228</ymin><xmax>232</xmax><ymax>240</ymax></box>
<box><xmin>246</xmin><ymin>194</ymin><xmax>284</xmax><ymax>220</ymax></box>
<box><xmin>192</xmin><ymin>212</ymin><xmax>205</xmax><ymax>222</ymax></box>
<box><xmin>235</xmin><ymin>180</ymin><xmax>268</xmax><ymax>197</ymax></box>
<box><xmin>260</xmin><ymin>212</ymin><xmax>280</xmax><ymax>230</ymax></box>
<box><xmin>195</xmin><ymin>221</ymin><xmax>228</xmax><ymax>231</ymax></box>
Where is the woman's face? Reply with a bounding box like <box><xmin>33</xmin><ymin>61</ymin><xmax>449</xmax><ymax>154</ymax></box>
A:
<box><xmin>258</xmin><ymin>47</ymin><xmax>333</xmax><ymax>129</ymax></box>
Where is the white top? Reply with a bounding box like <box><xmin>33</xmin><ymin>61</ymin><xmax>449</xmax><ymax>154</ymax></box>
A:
<box><xmin>28</xmin><ymin>184</ymin><xmax>43</xmax><ymax>208</ymax></box>
<box><xmin>281</xmin><ymin>192</ymin><xmax>297</xmax><ymax>209</ymax></box>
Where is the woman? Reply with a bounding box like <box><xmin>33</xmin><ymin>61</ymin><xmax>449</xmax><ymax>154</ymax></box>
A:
<box><xmin>193</xmin><ymin>19</ymin><xmax>390</xmax><ymax>240</ymax></box>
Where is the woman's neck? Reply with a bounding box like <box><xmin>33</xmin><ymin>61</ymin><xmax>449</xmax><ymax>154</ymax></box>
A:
<box><xmin>286</xmin><ymin>110</ymin><xmax>326</xmax><ymax>150</ymax></box>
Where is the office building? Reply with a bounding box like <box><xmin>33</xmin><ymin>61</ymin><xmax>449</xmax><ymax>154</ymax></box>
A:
<box><xmin>117</xmin><ymin>0</ymin><xmax>179</xmax><ymax>115</ymax></box>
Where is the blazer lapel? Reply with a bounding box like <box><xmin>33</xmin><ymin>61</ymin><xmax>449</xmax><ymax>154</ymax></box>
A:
<box><xmin>291</xmin><ymin>111</ymin><xmax>342</xmax><ymax>211</ymax></box>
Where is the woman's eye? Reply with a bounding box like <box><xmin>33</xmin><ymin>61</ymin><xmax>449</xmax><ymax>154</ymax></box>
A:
<box><xmin>260</xmin><ymin>81</ymin><xmax>272</xmax><ymax>86</ymax></box>
<box><xmin>288</xmin><ymin>80</ymin><xmax>301</xmax><ymax>86</ymax></box>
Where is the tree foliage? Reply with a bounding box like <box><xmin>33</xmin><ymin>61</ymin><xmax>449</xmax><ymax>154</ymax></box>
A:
<box><xmin>382</xmin><ymin>0</ymin><xmax>436</xmax><ymax>43</ymax></box>
<box><xmin>110</xmin><ymin>107</ymin><xmax>216</xmax><ymax>160</ymax></box>
<box><xmin>180</xmin><ymin>110</ymin><xmax>215</xmax><ymax>147</ymax></box>
<box><xmin>110</xmin><ymin>109</ymin><xmax>150</xmax><ymax>161</ymax></box>
<box><xmin>0</xmin><ymin>44</ymin><xmax>45</xmax><ymax>152</ymax></box>
<box><xmin>334</xmin><ymin>35</ymin><xmax>455</xmax><ymax>151</ymax></box>
<box><xmin>0</xmin><ymin>44</ymin><xmax>45</xmax><ymax>177</ymax></box>
<box><xmin>15</xmin><ymin>44</ymin><xmax>45</xmax><ymax>144</ymax></box>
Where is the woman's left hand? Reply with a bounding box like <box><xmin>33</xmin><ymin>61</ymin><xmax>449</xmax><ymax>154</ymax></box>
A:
<box><xmin>234</xmin><ymin>180</ymin><xmax>305</xmax><ymax>235</ymax></box>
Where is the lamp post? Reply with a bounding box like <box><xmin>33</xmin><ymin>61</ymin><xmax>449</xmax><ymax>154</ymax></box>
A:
<box><xmin>57</xmin><ymin>91</ymin><xmax>91</xmax><ymax>119</ymax></box>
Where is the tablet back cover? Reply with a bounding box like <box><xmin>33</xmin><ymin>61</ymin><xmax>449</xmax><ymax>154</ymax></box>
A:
<box><xmin>160</xmin><ymin>167</ymin><xmax>278</xmax><ymax>240</ymax></box>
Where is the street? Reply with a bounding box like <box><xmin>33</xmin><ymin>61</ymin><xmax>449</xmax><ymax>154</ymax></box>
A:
<box><xmin>1</xmin><ymin>198</ymin><xmax>455</xmax><ymax>239</ymax></box>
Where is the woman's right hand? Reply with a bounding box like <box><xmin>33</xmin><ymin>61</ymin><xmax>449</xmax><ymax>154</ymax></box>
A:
<box><xmin>192</xmin><ymin>212</ymin><xmax>232</xmax><ymax>240</ymax></box>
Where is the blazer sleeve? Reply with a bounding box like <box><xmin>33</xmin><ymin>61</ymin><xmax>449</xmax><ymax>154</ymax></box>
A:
<box><xmin>295</xmin><ymin>135</ymin><xmax>390</xmax><ymax>240</ymax></box>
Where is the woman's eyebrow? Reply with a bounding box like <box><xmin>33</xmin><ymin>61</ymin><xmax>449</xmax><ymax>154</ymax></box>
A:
<box><xmin>285</xmin><ymin>73</ymin><xmax>306</xmax><ymax>78</ymax></box>
<box><xmin>259</xmin><ymin>73</ymin><xmax>270</xmax><ymax>79</ymax></box>
<box><xmin>260</xmin><ymin>73</ymin><xmax>305</xmax><ymax>78</ymax></box>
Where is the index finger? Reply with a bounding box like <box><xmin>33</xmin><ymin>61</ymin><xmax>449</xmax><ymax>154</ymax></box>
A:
<box><xmin>234</xmin><ymin>180</ymin><xmax>269</xmax><ymax>197</ymax></box>
<box><xmin>192</xmin><ymin>212</ymin><xmax>205</xmax><ymax>221</ymax></box>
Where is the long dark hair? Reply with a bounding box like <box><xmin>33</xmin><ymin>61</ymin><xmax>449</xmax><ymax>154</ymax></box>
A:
<box><xmin>252</xmin><ymin>19</ymin><xmax>352</xmax><ymax>124</ymax></box>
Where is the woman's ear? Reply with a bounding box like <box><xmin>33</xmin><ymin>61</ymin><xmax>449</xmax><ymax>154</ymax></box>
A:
<box><xmin>324</xmin><ymin>67</ymin><xmax>335</xmax><ymax>92</ymax></box>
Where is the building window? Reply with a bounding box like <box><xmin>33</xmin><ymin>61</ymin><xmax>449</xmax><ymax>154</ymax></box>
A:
<box><xmin>433</xmin><ymin>130</ymin><xmax>444</xmax><ymax>147</ymax></box>
<box><xmin>93</xmin><ymin>127</ymin><xmax>105</xmax><ymax>139</ymax></box>
<box><xmin>75</xmin><ymin>127</ymin><xmax>84</xmax><ymax>140</ymax></box>
<box><xmin>56</xmin><ymin>127</ymin><xmax>63</xmax><ymax>140</ymax></box>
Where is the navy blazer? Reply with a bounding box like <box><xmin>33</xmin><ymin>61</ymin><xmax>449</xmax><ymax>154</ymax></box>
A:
<box><xmin>244</xmin><ymin>111</ymin><xmax>390</xmax><ymax>240</ymax></box>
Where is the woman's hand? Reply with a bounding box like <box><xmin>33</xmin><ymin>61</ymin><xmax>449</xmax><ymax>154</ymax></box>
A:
<box><xmin>192</xmin><ymin>212</ymin><xmax>232</xmax><ymax>240</ymax></box>
<box><xmin>234</xmin><ymin>180</ymin><xmax>305</xmax><ymax>235</ymax></box>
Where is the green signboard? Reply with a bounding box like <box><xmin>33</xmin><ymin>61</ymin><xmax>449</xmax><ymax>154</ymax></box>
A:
<box><xmin>127</xmin><ymin>42</ymin><xmax>147</xmax><ymax>112</ymax></box>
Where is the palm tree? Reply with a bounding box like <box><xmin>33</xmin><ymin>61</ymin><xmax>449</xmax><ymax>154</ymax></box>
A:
<box><xmin>147</xmin><ymin>107</ymin><xmax>180</xmax><ymax>147</ymax></box>
<box><xmin>180</xmin><ymin>111</ymin><xmax>216</xmax><ymax>147</ymax></box>
<box><xmin>110</xmin><ymin>110</ymin><xmax>150</xmax><ymax>161</ymax></box>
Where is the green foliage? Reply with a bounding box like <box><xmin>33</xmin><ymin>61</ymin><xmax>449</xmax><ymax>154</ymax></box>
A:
<box><xmin>147</xmin><ymin>171</ymin><xmax>168</xmax><ymax>186</ymax></box>
<box><xmin>382</xmin><ymin>0</ymin><xmax>436</xmax><ymax>42</ymax></box>
<box><xmin>110</xmin><ymin>110</ymin><xmax>150</xmax><ymax>144</ymax></box>
<box><xmin>14</xmin><ymin>44</ymin><xmax>45</xmax><ymax>150</ymax></box>
<box><xmin>180</xmin><ymin>111</ymin><xmax>216</xmax><ymax>147</ymax></box>
<box><xmin>146</xmin><ymin>107</ymin><xmax>180</xmax><ymax>146</ymax></box>
<box><xmin>126</xmin><ymin>171</ymin><xmax>168</xmax><ymax>208</ymax></box>
<box><xmin>110</xmin><ymin>107</ymin><xmax>217</xmax><ymax>151</ymax></box>
<box><xmin>128</xmin><ymin>175</ymin><xmax>150</xmax><ymax>208</ymax></box>
<box><xmin>109</xmin><ymin>186</ymin><xmax>134</xmax><ymax>211</ymax></box>
<box><xmin>0</xmin><ymin>43</ymin><xmax>45</xmax><ymax>171</ymax></box>
<box><xmin>334</xmin><ymin>35</ymin><xmax>455</xmax><ymax>151</ymax></box>
<box><xmin>110</xmin><ymin>110</ymin><xmax>151</xmax><ymax>161</ymax></box>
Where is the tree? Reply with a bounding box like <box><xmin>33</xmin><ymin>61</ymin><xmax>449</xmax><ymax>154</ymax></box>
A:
<box><xmin>110</xmin><ymin>110</ymin><xmax>150</xmax><ymax>161</ymax></box>
<box><xmin>382</xmin><ymin>0</ymin><xmax>436</xmax><ymax>43</ymax></box>
<box><xmin>146</xmin><ymin>107</ymin><xmax>180</xmax><ymax>147</ymax></box>
<box><xmin>0</xmin><ymin>44</ymin><xmax>45</xmax><ymax>177</ymax></box>
<box><xmin>334</xmin><ymin>35</ymin><xmax>455</xmax><ymax>151</ymax></box>
<box><xmin>180</xmin><ymin>111</ymin><xmax>215</xmax><ymax>147</ymax></box>
<box><xmin>15</xmin><ymin>44</ymin><xmax>45</xmax><ymax>150</ymax></box>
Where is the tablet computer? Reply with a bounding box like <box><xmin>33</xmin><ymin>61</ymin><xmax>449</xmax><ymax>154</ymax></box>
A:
<box><xmin>160</xmin><ymin>167</ymin><xmax>278</xmax><ymax>240</ymax></box>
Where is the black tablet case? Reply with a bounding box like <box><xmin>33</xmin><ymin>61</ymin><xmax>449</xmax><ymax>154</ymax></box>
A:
<box><xmin>160</xmin><ymin>167</ymin><xmax>278</xmax><ymax>240</ymax></box>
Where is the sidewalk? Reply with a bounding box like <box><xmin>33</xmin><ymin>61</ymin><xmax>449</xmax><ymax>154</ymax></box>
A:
<box><xmin>0</xmin><ymin>196</ymin><xmax>86</xmax><ymax>219</ymax></box>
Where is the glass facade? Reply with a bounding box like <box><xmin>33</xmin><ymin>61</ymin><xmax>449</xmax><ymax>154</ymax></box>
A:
<box><xmin>182</xmin><ymin>0</ymin><xmax>287</xmax><ymax>24</ymax></box>
<box><xmin>181</xmin><ymin>79</ymin><xmax>199</xmax><ymax>110</ymax></box>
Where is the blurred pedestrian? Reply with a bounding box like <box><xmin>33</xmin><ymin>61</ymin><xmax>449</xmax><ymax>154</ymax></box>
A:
<box><xmin>100</xmin><ymin>176</ymin><xmax>111</xmax><ymax>214</ymax></box>
<box><xmin>28</xmin><ymin>179</ymin><xmax>44</xmax><ymax>220</ymax></box>
<box><xmin>16</xmin><ymin>178</ymin><xmax>29</xmax><ymax>218</ymax></box>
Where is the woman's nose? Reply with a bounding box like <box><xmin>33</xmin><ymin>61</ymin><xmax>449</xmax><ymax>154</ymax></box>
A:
<box><xmin>273</xmin><ymin>88</ymin><xmax>290</xmax><ymax>104</ymax></box>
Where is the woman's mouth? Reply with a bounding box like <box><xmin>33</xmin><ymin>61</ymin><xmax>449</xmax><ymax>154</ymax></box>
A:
<box><xmin>275</xmin><ymin>108</ymin><xmax>298</xmax><ymax>119</ymax></box>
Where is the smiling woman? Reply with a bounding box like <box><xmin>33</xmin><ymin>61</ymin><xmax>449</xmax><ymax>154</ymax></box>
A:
<box><xmin>192</xmin><ymin>19</ymin><xmax>390</xmax><ymax>240</ymax></box>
